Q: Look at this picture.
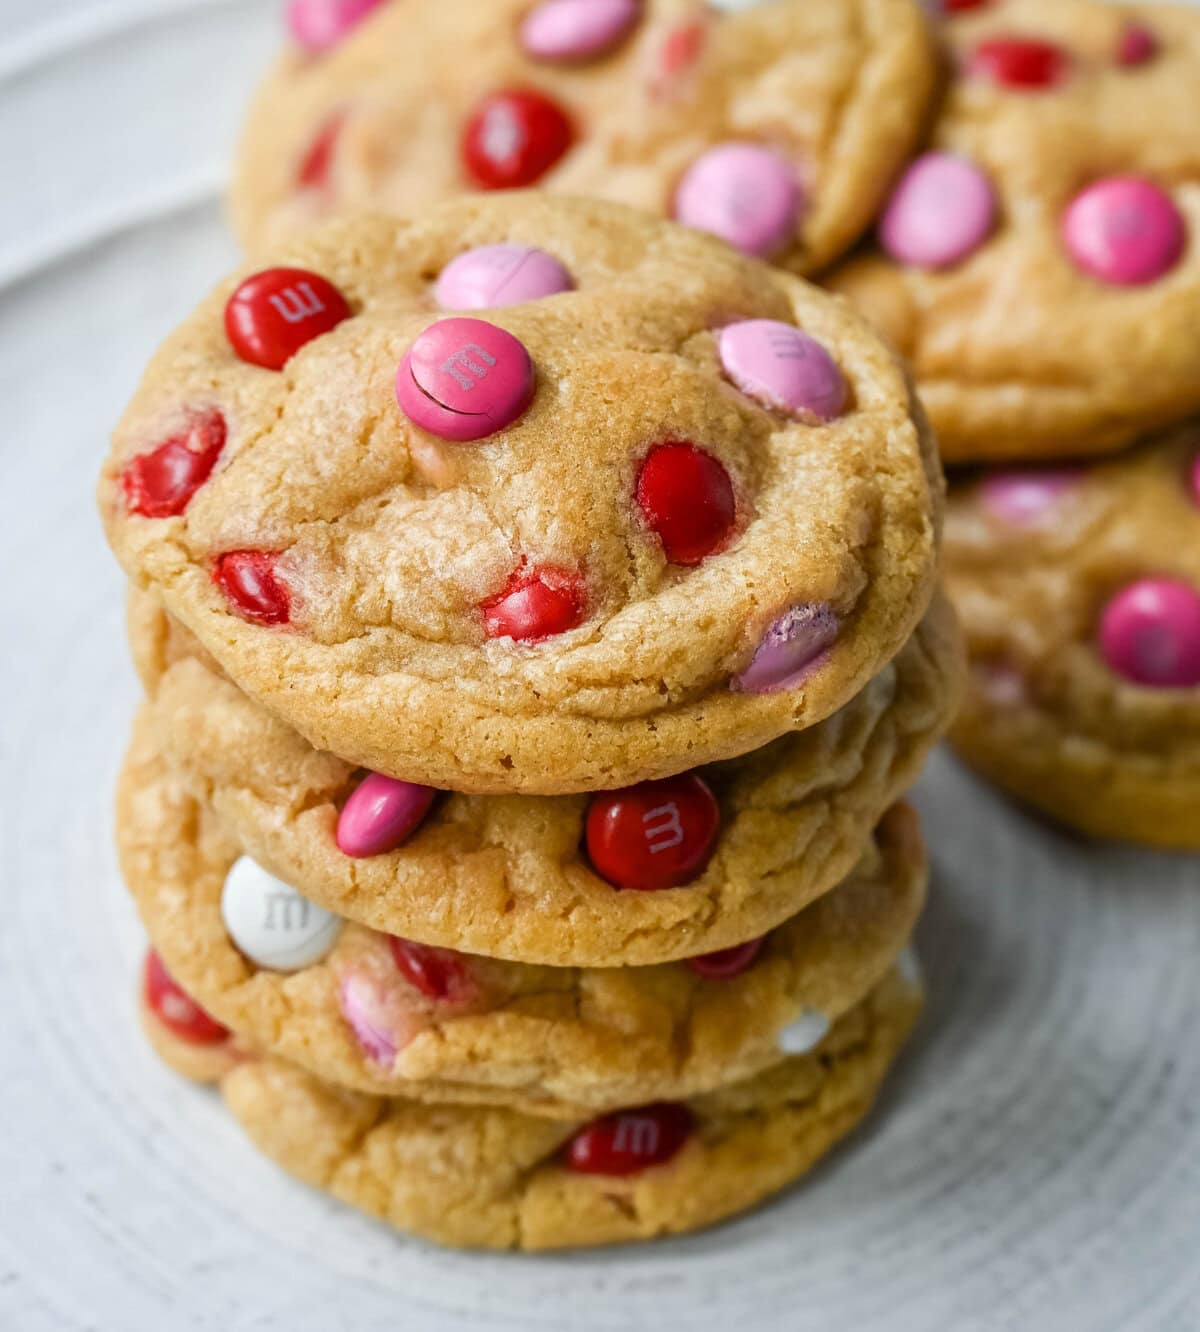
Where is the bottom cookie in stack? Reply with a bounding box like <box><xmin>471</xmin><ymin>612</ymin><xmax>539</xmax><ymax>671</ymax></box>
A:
<box><xmin>945</xmin><ymin>424</ymin><xmax>1200</xmax><ymax>848</ymax></box>
<box><xmin>142</xmin><ymin>964</ymin><xmax>922</xmax><ymax>1251</ymax></box>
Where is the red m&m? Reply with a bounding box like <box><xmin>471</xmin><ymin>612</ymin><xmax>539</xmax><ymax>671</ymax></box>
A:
<box><xmin>685</xmin><ymin>937</ymin><xmax>764</xmax><ymax>980</ymax></box>
<box><xmin>636</xmin><ymin>443</ymin><xmax>736</xmax><ymax>566</ymax></box>
<box><xmin>564</xmin><ymin>1103</ymin><xmax>694</xmax><ymax>1175</ymax></box>
<box><xmin>461</xmin><ymin>89</ymin><xmax>574</xmax><ymax>190</ymax></box>
<box><xmin>225</xmin><ymin>268</ymin><xmax>351</xmax><ymax>370</ymax></box>
<box><xmin>966</xmin><ymin>37</ymin><xmax>1069</xmax><ymax>90</ymax></box>
<box><xmin>389</xmin><ymin>937</ymin><xmax>477</xmax><ymax>1005</ymax></box>
<box><xmin>214</xmin><ymin>551</ymin><xmax>291</xmax><ymax>626</ymax></box>
<box><xmin>586</xmin><ymin>774</ymin><xmax>720</xmax><ymax>891</ymax></box>
<box><xmin>143</xmin><ymin>949</ymin><xmax>229</xmax><ymax>1045</ymax></box>
<box><xmin>297</xmin><ymin>112</ymin><xmax>345</xmax><ymax>190</ymax></box>
<box><xmin>122</xmin><ymin>409</ymin><xmax>226</xmax><ymax>519</ymax></box>
<box><xmin>481</xmin><ymin>565</ymin><xmax>586</xmax><ymax>642</ymax></box>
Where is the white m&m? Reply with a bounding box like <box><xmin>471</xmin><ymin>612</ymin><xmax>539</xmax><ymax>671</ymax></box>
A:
<box><xmin>777</xmin><ymin>1009</ymin><xmax>831</xmax><ymax>1056</ymax></box>
<box><xmin>221</xmin><ymin>857</ymin><xmax>341</xmax><ymax>971</ymax></box>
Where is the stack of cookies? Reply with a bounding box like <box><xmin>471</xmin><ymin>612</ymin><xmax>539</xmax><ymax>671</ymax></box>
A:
<box><xmin>99</xmin><ymin>194</ymin><xmax>962</xmax><ymax>1248</ymax></box>
<box><xmin>827</xmin><ymin>0</ymin><xmax>1200</xmax><ymax>849</ymax></box>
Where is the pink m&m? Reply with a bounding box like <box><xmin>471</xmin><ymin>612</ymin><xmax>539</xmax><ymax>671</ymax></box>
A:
<box><xmin>1062</xmin><ymin>177</ymin><xmax>1185</xmax><ymax>286</ymax></box>
<box><xmin>979</xmin><ymin>469</ymin><xmax>1080</xmax><ymax>524</ymax></box>
<box><xmin>879</xmin><ymin>152</ymin><xmax>997</xmax><ymax>270</ymax></box>
<box><xmin>396</xmin><ymin>317</ymin><xmax>535</xmax><ymax>441</ymax></box>
<box><xmin>1098</xmin><ymin>578</ymin><xmax>1200</xmax><ymax>688</ymax></box>
<box><xmin>339</xmin><ymin>972</ymin><xmax>399</xmax><ymax>1065</ymax></box>
<box><xmin>1117</xmin><ymin>23</ymin><xmax>1158</xmax><ymax>67</ymax></box>
<box><xmin>733</xmin><ymin>603</ymin><xmax>839</xmax><ymax>694</ymax></box>
<box><xmin>673</xmin><ymin>143</ymin><xmax>802</xmax><ymax>259</ymax></box>
<box><xmin>718</xmin><ymin>320</ymin><xmax>847</xmax><ymax>423</ymax></box>
<box><xmin>337</xmin><ymin>773</ymin><xmax>436</xmax><ymax>858</ymax></box>
<box><xmin>434</xmin><ymin>245</ymin><xmax>573</xmax><ymax>310</ymax></box>
<box><xmin>520</xmin><ymin>0</ymin><xmax>641</xmax><ymax>62</ymax></box>
<box><xmin>286</xmin><ymin>0</ymin><xmax>384</xmax><ymax>53</ymax></box>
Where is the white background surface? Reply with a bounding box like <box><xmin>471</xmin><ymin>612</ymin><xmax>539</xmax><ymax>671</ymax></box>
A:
<box><xmin>2</xmin><ymin>2</ymin><xmax>1199</xmax><ymax>1328</ymax></box>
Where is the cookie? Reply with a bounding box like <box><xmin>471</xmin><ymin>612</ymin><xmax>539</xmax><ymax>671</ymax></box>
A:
<box><xmin>125</xmin><ymin>585</ymin><xmax>960</xmax><ymax>966</ymax></box>
<box><xmin>143</xmin><ymin>965</ymin><xmax>922</xmax><ymax>1250</ymax></box>
<box><xmin>232</xmin><ymin>0</ymin><xmax>939</xmax><ymax>276</ymax></box>
<box><xmin>99</xmin><ymin>197</ymin><xmax>944</xmax><ymax>795</ymax></box>
<box><xmin>825</xmin><ymin>0</ymin><xmax>1200</xmax><ymax>463</ymax></box>
<box><xmin>120</xmin><ymin>712</ymin><xmax>926</xmax><ymax>1114</ymax></box>
<box><xmin>945</xmin><ymin>423</ymin><xmax>1200</xmax><ymax>848</ymax></box>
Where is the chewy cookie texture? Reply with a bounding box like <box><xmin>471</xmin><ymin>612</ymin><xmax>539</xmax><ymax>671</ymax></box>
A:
<box><xmin>946</xmin><ymin>425</ymin><xmax>1200</xmax><ymax>849</ymax></box>
<box><xmin>233</xmin><ymin>0</ymin><xmax>939</xmax><ymax>276</ymax></box>
<box><xmin>126</xmin><ymin>585</ymin><xmax>961</xmax><ymax>966</ymax></box>
<box><xmin>827</xmin><ymin>0</ymin><xmax>1200</xmax><ymax>464</ymax></box>
<box><xmin>121</xmin><ymin>708</ymin><xmax>927</xmax><ymax>1115</ymax></box>
<box><xmin>104</xmin><ymin>190</ymin><xmax>954</xmax><ymax>1243</ymax></box>
<box><xmin>100</xmin><ymin>196</ymin><xmax>942</xmax><ymax>796</ymax></box>
<box><xmin>143</xmin><ymin>967</ymin><xmax>923</xmax><ymax>1252</ymax></box>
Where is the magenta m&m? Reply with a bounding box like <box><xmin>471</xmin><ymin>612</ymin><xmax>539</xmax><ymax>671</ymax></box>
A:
<box><xmin>1061</xmin><ymin>177</ymin><xmax>1185</xmax><ymax>286</ymax></box>
<box><xmin>337</xmin><ymin>774</ymin><xmax>436</xmax><ymax>858</ymax></box>
<box><xmin>396</xmin><ymin>317</ymin><xmax>535</xmax><ymax>442</ymax></box>
<box><xmin>1098</xmin><ymin>579</ymin><xmax>1200</xmax><ymax>688</ymax></box>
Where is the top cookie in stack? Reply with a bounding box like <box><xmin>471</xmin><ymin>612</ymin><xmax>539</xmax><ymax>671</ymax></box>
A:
<box><xmin>231</xmin><ymin>0</ymin><xmax>940</xmax><ymax>274</ymax></box>
<box><xmin>99</xmin><ymin>196</ymin><xmax>943</xmax><ymax>796</ymax></box>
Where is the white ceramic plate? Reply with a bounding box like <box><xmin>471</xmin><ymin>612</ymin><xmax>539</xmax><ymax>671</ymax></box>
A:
<box><xmin>2</xmin><ymin>3</ymin><xmax>1199</xmax><ymax>1328</ymax></box>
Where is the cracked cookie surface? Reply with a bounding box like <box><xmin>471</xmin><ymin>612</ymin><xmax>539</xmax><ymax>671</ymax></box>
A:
<box><xmin>945</xmin><ymin>423</ymin><xmax>1200</xmax><ymax>847</ymax></box>
<box><xmin>143</xmin><ymin>966</ymin><xmax>922</xmax><ymax>1250</ymax></box>
<box><xmin>100</xmin><ymin>197</ymin><xmax>943</xmax><ymax>795</ymax></box>
<box><xmin>826</xmin><ymin>0</ymin><xmax>1200</xmax><ymax>463</ymax></box>
<box><xmin>231</xmin><ymin>0</ymin><xmax>938</xmax><ymax>276</ymax></box>
<box><xmin>126</xmin><ymin>586</ymin><xmax>960</xmax><ymax>966</ymax></box>
<box><xmin>120</xmin><ymin>712</ymin><xmax>925</xmax><ymax>1115</ymax></box>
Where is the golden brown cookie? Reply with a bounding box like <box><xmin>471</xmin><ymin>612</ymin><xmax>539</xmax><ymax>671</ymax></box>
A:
<box><xmin>826</xmin><ymin>0</ymin><xmax>1200</xmax><ymax>463</ymax></box>
<box><xmin>120</xmin><ymin>712</ymin><xmax>926</xmax><ymax>1115</ymax></box>
<box><xmin>125</xmin><ymin>586</ymin><xmax>960</xmax><ymax>966</ymax></box>
<box><xmin>99</xmin><ymin>197</ymin><xmax>943</xmax><ymax>795</ymax></box>
<box><xmin>945</xmin><ymin>424</ymin><xmax>1200</xmax><ymax>848</ymax></box>
<box><xmin>232</xmin><ymin>0</ymin><xmax>938</xmax><ymax>275</ymax></box>
<box><xmin>144</xmin><ymin>966</ymin><xmax>922</xmax><ymax>1250</ymax></box>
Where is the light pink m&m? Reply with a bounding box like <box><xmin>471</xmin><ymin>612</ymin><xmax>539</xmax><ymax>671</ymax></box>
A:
<box><xmin>879</xmin><ymin>152</ymin><xmax>997</xmax><ymax>270</ymax></box>
<box><xmin>733</xmin><ymin>603</ymin><xmax>839</xmax><ymax>694</ymax></box>
<box><xmin>1062</xmin><ymin>177</ymin><xmax>1185</xmax><ymax>286</ymax></box>
<box><xmin>673</xmin><ymin>143</ymin><xmax>802</xmax><ymax>259</ymax></box>
<box><xmin>286</xmin><ymin>0</ymin><xmax>384</xmax><ymax>53</ymax></box>
<box><xmin>718</xmin><ymin>320</ymin><xmax>847</xmax><ymax>423</ymax></box>
<box><xmin>337</xmin><ymin>773</ymin><xmax>436</xmax><ymax>858</ymax></box>
<box><xmin>339</xmin><ymin>973</ymin><xmax>399</xmax><ymax>1065</ymax></box>
<box><xmin>1099</xmin><ymin>578</ymin><xmax>1200</xmax><ymax>687</ymax></box>
<box><xmin>434</xmin><ymin>245</ymin><xmax>573</xmax><ymax>310</ymax></box>
<box><xmin>396</xmin><ymin>317</ymin><xmax>535</xmax><ymax>442</ymax></box>
<box><xmin>979</xmin><ymin>469</ymin><xmax>1080</xmax><ymax>524</ymax></box>
<box><xmin>520</xmin><ymin>0</ymin><xmax>641</xmax><ymax>62</ymax></box>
